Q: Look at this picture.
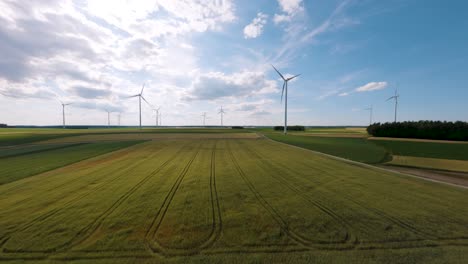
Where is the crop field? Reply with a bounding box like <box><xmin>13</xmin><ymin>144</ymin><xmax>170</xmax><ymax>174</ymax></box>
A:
<box><xmin>0</xmin><ymin>128</ymin><xmax>247</xmax><ymax>146</ymax></box>
<box><xmin>263</xmin><ymin>133</ymin><xmax>390</xmax><ymax>164</ymax></box>
<box><xmin>387</xmin><ymin>156</ymin><xmax>468</xmax><ymax>173</ymax></box>
<box><xmin>0</xmin><ymin>132</ymin><xmax>467</xmax><ymax>263</ymax></box>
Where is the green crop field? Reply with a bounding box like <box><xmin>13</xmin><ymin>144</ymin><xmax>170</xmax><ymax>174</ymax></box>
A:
<box><xmin>258</xmin><ymin>128</ymin><xmax>468</xmax><ymax>175</ymax></box>
<box><xmin>0</xmin><ymin>141</ymin><xmax>143</xmax><ymax>185</ymax></box>
<box><xmin>263</xmin><ymin>133</ymin><xmax>390</xmax><ymax>164</ymax></box>
<box><xmin>0</xmin><ymin>128</ymin><xmax>250</xmax><ymax>146</ymax></box>
<box><xmin>0</xmin><ymin>131</ymin><xmax>467</xmax><ymax>263</ymax></box>
<box><xmin>371</xmin><ymin>139</ymin><xmax>468</xmax><ymax>161</ymax></box>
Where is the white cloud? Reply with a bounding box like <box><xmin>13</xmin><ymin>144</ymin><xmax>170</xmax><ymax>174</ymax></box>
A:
<box><xmin>85</xmin><ymin>0</ymin><xmax>236</xmax><ymax>38</ymax></box>
<box><xmin>185</xmin><ymin>71</ymin><xmax>278</xmax><ymax>101</ymax></box>
<box><xmin>243</xmin><ymin>13</ymin><xmax>268</xmax><ymax>39</ymax></box>
<box><xmin>338</xmin><ymin>92</ymin><xmax>349</xmax><ymax>96</ymax></box>
<box><xmin>274</xmin><ymin>0</ymin><xmax>303</xmax><ymax>24</ymax></box>
<box><xmin>277</xmin><ymin>0</ymin><xmax>303</xmax><ymax>15</ymax></box>
<box><xmin>355</xmin><ymin>82</ymin><xmax>388</xmax><ymax>92</ymax></box>
<box><xmin>273</xmin><ymin>14</ymin><xmax>291</xmax><ymax>24</ymax></box>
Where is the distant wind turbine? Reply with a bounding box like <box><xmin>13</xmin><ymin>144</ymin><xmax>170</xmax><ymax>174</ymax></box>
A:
<box><xmin>118</xmin><ymin>113</ymin><xmax>121</xmax><ymax>126</ymax></box>
<box><xmin>126</xmin><ymin>83</ymin><xmax>151</xmax><ymax>129</ymax></box>
<box><xmin>153</xmin><ymin>107</ymin><xmax>160</xmax><ymax>126</ymax></box>
<box><xmin>218</xmin><ymin>106</ymin><xmax>226</xmax><ymax>127</ymax></box>
<box><xmin>201</xmin><ymin>112</ymin><xmax>207</xmax><ymax>126</ymax></box>
<box><xmin>60</xmin><ymin>101</ymin><xmax>72</xmax><ymax>129</ymax></box>
<box><xmin>271</xmin><ymin>65</ymin><xmax>300</xmax><ymax>135</ymax></box>
<box><xmin>159</xmin><ymin>112</ymin><xmax>162</xmax><ymax>126</ymax></box>
<box><xmin>106</xmin><ymin>110</ymin><xmax>111</xmax><ymax>127</ymax></box>
<box><xmin>386</xmin><ymin>88</ymin><xmax>399</xmax><ymax>123</ymax></box>
<box><xmin>364</xmin><ymin>105</ymin><xmax>373</xmax><ymax>125</ymax></box>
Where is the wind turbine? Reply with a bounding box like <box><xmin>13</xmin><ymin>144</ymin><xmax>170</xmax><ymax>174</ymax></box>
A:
<box><xmin>126</xmin><ymin>83</ymin><xmax>151</xmax><ymax>129</ymax></box>
<box><xmin>60</xmin><ymin>101</ymin><xmax>72</xmax><ymax>129</ymax></box>
<box><xmin>118</xmin><ymin>113</ymin><xmax>121</xmax><ymax>126</ymax></box>
<box><xmin>159</xmin><ymin>112</ymin><xmax>162</xmax><ymax>126</ymax></box>
<box><xmin>106</xmin><ymin>110</ymin><xmax>111</xmax><ymax>127</ymax></box>
<box><xmin>271</xmin><ymin>65</ymin><xmax>300</xmax><ymax>135</ymax></box>
<box><xmin>386</xmin><ymin>88</ymin><xmax>399</xmax><ymax>123</ymax></box>
<box><xmin>218</xmin><ymin>106</ymin><xmax>226</xmax><ymax>127</ymax></box>
<box><xmin>201</xmin><ymin>112</ymin><xmax>207</xmax><ymax>126</ymax></box>
<box><xmin>153</xmin><ymin>107</ymin><xmax>160</xmax><ymax>126</ymax></box>
<box><xmin>365</xmin><ymin>105</ymin><xmax>373</xmax><ymax>125</ymax></box>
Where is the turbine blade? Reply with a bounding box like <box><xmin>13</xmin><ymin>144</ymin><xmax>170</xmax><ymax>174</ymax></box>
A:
<box><xmin>280</xmin><ymin>82</ymin><xmax>285</xmax><ymax>102</ymax></box>
<box><xmin>287</xmin><ymin>73</ymin><xmax>301</xmax><ymax>81</ymax></box>
<box><xmin>140</xmin><ymin>83</ymin><xmax>145</xmax><ymax>95</ymax></box>
<box><xmin>386</xmin><ymin>96</ymin><xmax>395</xmax><ymax>102</ymax></box>
<box><xmin>271</xmin><ymin>64</ymin><xmax>286</xmax><ymax>81</ymax></box>
<box><xmin>126</xmin><ymin>94</ymin><xmax>139</xmax><ymax>98</ymax></box>
<box><xmin>141</xmin><ymin>96</ymin><xmax>152</xmax><ymax>107</ymax></box>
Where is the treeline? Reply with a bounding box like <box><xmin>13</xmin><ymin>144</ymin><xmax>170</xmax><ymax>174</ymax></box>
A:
<box><xmin>0</xmin><ymin>124</ymin><xmax>7</xmax><ymax>128</ymax></box>
<box><xmin>274</xmin><ymin>125</ymin><xmax>305</xmax><ymax>131</ymax></box>
<box><xmin>367</xmin><ymin>121</ymin><xmax>468</xmax><ymax>141</ymax></box>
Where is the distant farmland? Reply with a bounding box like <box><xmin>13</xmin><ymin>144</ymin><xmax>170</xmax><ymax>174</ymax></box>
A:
<box><xmin>0</xmin><ymin>131</ymin><xmax>467</xmax><ymax>263</ymax></box>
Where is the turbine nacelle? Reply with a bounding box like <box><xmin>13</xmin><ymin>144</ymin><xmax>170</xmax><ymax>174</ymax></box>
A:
<box><xmin>271</xmin><ymin>65</ymin><xmax>300</xmax><ymax>103</ymax></box>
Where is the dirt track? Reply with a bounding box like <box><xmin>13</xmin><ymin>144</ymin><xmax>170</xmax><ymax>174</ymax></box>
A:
<box><xmin>380</xmin><ymin>165</ymin><xmax>468</xmax><ymax>188</ymax></box>
<box><xmin>369</xmin><ymin>137</ymin><xmax>468</xmax><ymax>144</ymax></box>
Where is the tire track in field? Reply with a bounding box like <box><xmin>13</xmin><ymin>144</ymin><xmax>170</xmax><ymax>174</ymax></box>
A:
<box><xmin>145</xmin><ymin>142</ymin><xmax>202</xmax><ymax>254</ymax></box>
<box><xmin>148</xmin><ymin>141</ymin><xmax>223</xmax><ymax>256</ymax></box>
<box><xmin>58</xmin><ymin>142</ymin><xmax>193</xmax><ymax>252</ymax></box>
<box><xmin>0</xmin><ymin>143</ymin><xmax>169</xmax><ymax>252</ymax></box>
<box><xmin>237</xmin><ymin>140</ymin><xmax>354</xmax><ymax>245</ymax></box>
<box><xmin>190</xmin><ymin>140</ymin><xmax>223</xmax><ymax>251</ymax></box>
<box><xmin>226</xmin><ymin>141</ymin><xmax>352</xmax><ymax>250</ymax></box>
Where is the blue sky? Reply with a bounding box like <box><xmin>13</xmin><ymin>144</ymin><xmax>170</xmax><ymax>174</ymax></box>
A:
<box><xmin>0</xmin><ymin>0</ymin><xmax>467</xmax><ymax>126</ymax></box>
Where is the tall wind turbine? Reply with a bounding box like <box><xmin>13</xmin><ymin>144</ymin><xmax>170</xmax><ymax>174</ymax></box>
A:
<box><xmin>126</xmin><ymin>83</ymin><xmax>151</xmax><ymax>129</ymax></box>
<box><xmin>118</xmin><ymin>113</ymin><xmax>121</xmax><ymax>126</ymax></box>
<box><xmin>153</xmin><ymin>107</ymin><xmax>160</xmax><ymax>126</ymax></box>
<box><xmin>218</xmin><ymin>106</ymin><xmax>226</xmax><ymax>127</ymax></box>
<box><xmin>365</xmin><ymin>105</ymin><xmax>373</xmax><ymax>125</ymax></box>
<box><xmin>386</xmin><ymin>88</ymin><xmax>399</xmax><ymax>123</ymax></box>
<box><xmin>271</xmin><ymin>65</ymin><xmax>300</xmax><ymax>135</ymax></box>
<box><xmin>60</xmin><ymin>101</ymin><xmax>72</xmax><ymax>129</ymax></box>
<box><xmin>201</xmin><ymin>112</ymin><xmax>207</xmax><ymax>126</ymax></box>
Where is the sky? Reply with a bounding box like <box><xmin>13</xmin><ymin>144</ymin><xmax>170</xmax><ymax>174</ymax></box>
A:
<box><xmin>0</xmin><ymin>0</ymin><xmax>467</xmax><ymax>126</ymax></box>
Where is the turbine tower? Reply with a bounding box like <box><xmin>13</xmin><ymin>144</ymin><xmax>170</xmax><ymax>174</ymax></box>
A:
<box><xmin>386</xmin><ymin>88</ymin><xmax>399</xmax><ymax>123</ymax></box>
<box><xmin>118</xmin><ymin>113</ymin><xmax>121</xmax><ymax>126</ymax></box>
<box><xmin>159</xmin><ymin>112</ymin><xmax>162</xmax><ymax>126</ymax></box>
<box><xmin>202</xmin><ymin>112</ymin><xmax>207</xmax><ymax>126</ymax></box>
<box><xmin>218</xmin><ymin>106</ymin><xmax>226</xmax><ymax>127</ymax></box>
<box><xmin>365</xmin><ymin>105</ymin><xmax>373</xmax><ymax>125</ymax></box>
<box><xmin>60</xmin><ymin>101</ymin><xmax>72</xmax><ymax>129</ymax></box>
<box><xmin>153</xmin><ymin>107</ymin><xmax>160</xmax><ymax>126</ymax></box>
<box><xmin>126</xmin><ymin>83</ymin><xmax>151</xmax><ymax>129</ymax></box>
<box><xmin>271</xmin><ymin>65</ymin><xmax>300</xmax><ymax>135</ymax></box>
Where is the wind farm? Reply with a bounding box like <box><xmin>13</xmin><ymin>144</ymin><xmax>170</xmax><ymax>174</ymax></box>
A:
<box><xmin>0</xmin><ymin>1</ymin><xmax>467</xmax><ymax>264</ymax></box>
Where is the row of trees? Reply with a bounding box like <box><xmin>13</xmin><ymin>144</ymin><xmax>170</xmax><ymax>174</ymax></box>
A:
<box><xmin>274</xmin><ymin>125</ymin><xmax>305</xmax><ymax>131</ymax></box>
<box><xmin>367</xmin><ymin>121</ymin><xmax>468</xmax><ymax>141</ymax></box>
